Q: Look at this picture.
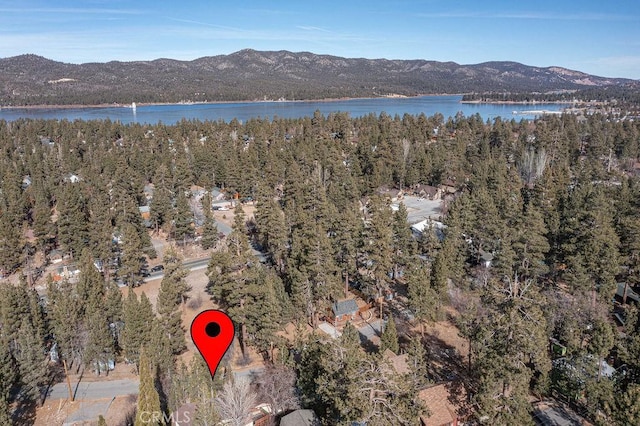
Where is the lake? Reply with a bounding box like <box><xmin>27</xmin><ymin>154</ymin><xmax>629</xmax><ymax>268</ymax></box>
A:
<box><xmin>0</xmin><ymin>95</ymin><xmax>565</xmax><ymax>125</ymax></box>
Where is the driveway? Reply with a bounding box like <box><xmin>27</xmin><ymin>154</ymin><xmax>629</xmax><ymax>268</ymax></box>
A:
<box><xmin>358</xmin><ymin>319</ymin><xmax>383</xmax><ymax>342</ymax></box>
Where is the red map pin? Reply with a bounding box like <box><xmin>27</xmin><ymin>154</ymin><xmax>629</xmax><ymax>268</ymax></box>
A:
<box><xmin>190</xmin><ymin>309</ymin><xmax>235</xmax><ymax>378</ymax></box>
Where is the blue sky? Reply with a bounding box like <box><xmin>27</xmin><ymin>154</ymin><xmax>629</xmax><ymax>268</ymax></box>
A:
<box><xmin>0</xmin><ymin>0</ymin><xmax>639</xmax><ymax>79</ymax></box>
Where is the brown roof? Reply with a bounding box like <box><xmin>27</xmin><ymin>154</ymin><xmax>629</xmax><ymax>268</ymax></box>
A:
<box><xmin>418</xmin><ymin>383</ymin><xmax>467</xmax><ymax>426</ymax></box>
<box><xmin>415</xmin><ymin>184</ymin><xmax>440</xmax><ymax>197</ymax></box>
<box><xmin>382</xmin><ymin>349</ymin><xmax>411</xmax><ymax>375</ymax></box>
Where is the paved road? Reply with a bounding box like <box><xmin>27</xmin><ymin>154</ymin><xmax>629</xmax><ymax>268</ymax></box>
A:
<box><xmin>233</xmin><ymin>366</ymin><xmax>265</xmax><ymax>381</ymax></box>
<box><xmin>47</xmin><ymin>378</ymin><xmax>139</xmax><ymax>401</ymax></box>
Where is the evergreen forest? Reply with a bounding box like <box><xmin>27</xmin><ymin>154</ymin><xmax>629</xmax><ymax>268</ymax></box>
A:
<box><xmin>1</xmin><ymin>110</ymin><xmax>640</xmax><ymax>425</ymax></box>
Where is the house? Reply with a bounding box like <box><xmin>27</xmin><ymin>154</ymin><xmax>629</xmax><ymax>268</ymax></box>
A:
<box><xmin>21</xmin><ymin>175</ymin><xmax>32</xmax><ymax>189</ymax></box>
<box><xmin>376</xmin><ymin>186</ymin><xmax>403</xmax><ymax>202</ymax></box>
<box><xmin>210</xmin><ymin>187</ymin><xmax>225</xmax><ymax>201</ymax></box>
<box><xmin>438</xmin><ymin>180</ymin><xmax>458</xmax><ymax>196</ymax></box>
<box><xmin>63</xmin><ymin>173</ymin><xmax>82</xmax><ymax>183</ymax></box>
<box><xmin>190</xmin><ymin>185</ymin><xmax>206</xmax><ymax>199</ymax></box>
<box><xmin>616</xmin><ymin>282</ymin><xmax>640</xmax><ymax>304</ymax></box>
<box><xmin>418</xmin><ymin>383</ymin><xmax>468</xmax><ymax>426</ymax></box>
<box><xmin>331</xmin><ymin>299</ymin><xmax>359</xmax><ymax>323</ymax></box>
<box><xmin>411</xmin><ymin>219</ymin><xmax>447</xmax><ymax>241</ymax></box>
<box><xmin>479</xmin><ymin>250</ymin><xmax>493</xmax><ymax>268</ymax></box>
<box><xmin>52</xmin><ymin>264</ymin><xmax>80</xmax><ymax>282</ymax></box>
<box><xmin>143</xmin><ymin>183</ymin><xmax>155</xmax><ymax>202</ymax></box>
<box><xmin>280</xmin><ymin>409</ymin><xmax>320</xmax><ymax>426</ymax></box>
<box><xmin>415</xmin><ymin>184</ymin><xmax>442</xmax><ymax>200</ymax></box>
<box><xmin>382</xmin><ymin>348</ymin><xmax>410</xmax><ymax>375</ymax></box>
<box><xmin>139</xmin><ymin>205</ymin><xmax>151</xmax><ymax>220</ymax></box>
<box><xmin>40</xmin><ymin>136</ymin><xmax>54</xmax><ymax>147</ymax></box>
<box><xmin>139</xmin><ymin>206</ymin><xmax>152</xmax><ymax>228</ymax></box>
<box><xmin>48</xmin><ymin>249</ymin><xmax>64</xmax><ymax>264</ymax></box>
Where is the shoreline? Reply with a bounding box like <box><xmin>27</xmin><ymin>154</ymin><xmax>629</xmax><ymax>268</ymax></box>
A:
<box><xmin>460</xmin><ymin>100</ymin><xmax>574</xmax><ymax>105</ymax></box>
<box><xmin>0</xmin><ymin>93</ymin><xmax>460</xmax><ymax>110</ymax></box>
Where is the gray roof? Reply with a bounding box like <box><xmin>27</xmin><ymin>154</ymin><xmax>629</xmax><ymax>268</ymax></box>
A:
<box><xmin>617</xmin><ymin>282</ymin><xmax>640</xmax><ymax>303</ymax></box>
<box><xmin>280</xmin><ymin>409</ymin><xmax>319</xmax><ymax>426</ymax></box>
<box><xmin>332</xmin><ymin>299</ymin><xmax>358</xmax><ymax>317</ymax></box>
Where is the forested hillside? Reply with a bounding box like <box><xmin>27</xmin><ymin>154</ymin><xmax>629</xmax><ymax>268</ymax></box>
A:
<box><xmin>0</xmin><ymin>49</ymin><xmax>636</xmax><ymax>106</ymax></box>
<box><xmin>1</xmin><ymin>110</ymin><xmax>640</xmax><ymax>424</ymax></box>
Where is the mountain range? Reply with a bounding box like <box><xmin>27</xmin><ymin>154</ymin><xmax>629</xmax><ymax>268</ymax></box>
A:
<box><xmin>0</xmin><ymin>49</ymin><xmax>637</xmax><ymax>106</ymax></box>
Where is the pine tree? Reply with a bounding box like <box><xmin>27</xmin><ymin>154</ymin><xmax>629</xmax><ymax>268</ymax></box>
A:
<box><xmin>122</xmin><ymin>291</ymin><xmax>155</xmax><ymax>368</ymax></box>
<box><xmin>120</xmin><ymin>222</ymin><xmax>144</xmax><ymax>286</ymax></box>
<box><xmin>104</xmin><ymin>281</ymin><xmax>123</xmax><ymax>349</ymax></box>
<box><xmin>472</xmin><ymin>276</ymin><xmax>549</xmax><ymax>424</ymax></box>
<box><xmin>77</xmin><ymin>248</ymin><xmax>105</xmax><ymax>312</ymax></box>
<box><xmin>57</xmin><ymin>184</ymin><xmax>89</xmax><ymax>258</ymax></box>
<box><xmin>0</xmin><ymin>211</ymin><xmax>23</xmax><ymax>273</ymax></box>
<box><xmin>391</xmin><ymin>203</ymin><xmax>415</xmax><ymax>279</ymax></box>
<box><xmin>0</xmin><ymin>397</ymin><xmax>12</xmax><ymax>426</ymax></box>
<box><xmin>47</xmin><ymin>279</ymin><xmax>84</xmax><ymax>366</ymax></box>
<box><xmin>15</xmin><ymin>319</ymin><xmax>48</xmax><ymax>406</ymax></box>
<box><xmin>332</xmin><ymin>203</ymin><xmax>362</xmax><ymax>296</ymax></box>
<box><xmin>135</xmin><ymin>348</ymin><xmax>164</xmax><ymax>426</ymax></box>
<box><xmin>150</xmin><ymin>166</ymin><xmax>173</xmax><ymax>233</ymax></box>
<box><xmin>407</xmin><ymin>262</ymin><xmax>437</xmax><ymax>335</ymax></box>
<box><xmin>156</xmin><ymin>247</ymin><xmax>189</xmax><ymax>358</ymax></box>
<box><xmin>361</xmin><ymin>195</ymin><xmax>394</xmax><ymax>301</ymax></box>
<box><xmin>84</xmin><ymin>303</ymin><xmax>115</xmax><ymax>375</ymax></box>
<box><xmin>407</xmin><ymin>337</ymin><xmax>430</xmax><ymax>388</ymax></box>
<box><xmin>200</xmin><ymin>193</ymin><xmax>219</xmax><ymax>250</ymax></box>
<box><xmin>380</xmin><ymin>316</ymin><xmax>399</xmax><ymax>355</ymax></box>
<box><xmin>207</xmin><ymin>204</ymin><xmax>256</xmax><ymax>354</ymax></box>
<box><xmin>0</xmin><ymin>336</ymin><xmax>17</xmax><ymax>404</ymax></box>
<box><xmin>172</xmin><ymin>191</ymin><xmax>194</xmax><ymax>242</ymax></box>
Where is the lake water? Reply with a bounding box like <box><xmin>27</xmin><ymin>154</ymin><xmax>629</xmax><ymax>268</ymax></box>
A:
<box><xmin>0</xmin><ymin>95</ymin><xmax>564</xmax><ymax>125</ymax></box>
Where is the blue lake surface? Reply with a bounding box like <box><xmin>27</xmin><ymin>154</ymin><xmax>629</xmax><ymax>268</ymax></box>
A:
<box><xmin>0</xmin><ymin>95</ymin><xmax>564</xmax><ymax>125</ymax></box>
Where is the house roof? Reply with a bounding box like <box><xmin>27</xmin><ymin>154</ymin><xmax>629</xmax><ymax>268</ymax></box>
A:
<box><xmin>416</xmin><ymin>184</ymin><xmax>440</xmax><ymax>196</ymax></box>
<box><xmin>479</xmin><ymin>250</ymin><xmax>494</xmax><ymax>262</ymax></box>
<box><xmin>332</xmin><ymin>299</ymin><xmax>359</xmax><ymax>317</ymax></box>
<box><xmin>280</xmin><ymin>409</ymin><xmax>319</xmax><ymax>426</ymax></box>
<box><xmin>138</xmin><ymin>206</ymin><xmax>150</xmax><ymax>213</ymax></box>
<box><xmin>376</xmin><ymin>186</ymin><xmax>402</xmax><ymax>198</ymax></box>
<box><xmin>418</xmin><ymin>383</ymin><xmax>467</xmax><ymax>426</ymax></box>
<box><xmin>411</xmin><ymin>219</ymin><xmax>447</xmax><ymax>234</ymax></box>
<box><xmin>382</xmin><ymin>349</ymin><xmax>410</xmax><ymax>375</ymax></box>
<box><xmin>616</xmin><ymin>282</ymin><xmax>640</xmax><ymax>303</ymax></box>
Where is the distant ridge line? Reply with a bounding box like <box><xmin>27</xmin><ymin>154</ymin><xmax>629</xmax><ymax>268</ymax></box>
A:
<box><xmin>0</xmin><ymin>49</ymin><xmax>636</xmax><ymax>106</ymax></box>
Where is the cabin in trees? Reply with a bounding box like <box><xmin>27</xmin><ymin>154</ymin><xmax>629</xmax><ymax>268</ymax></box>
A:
<box><xmin>63</xmin><ymin>172</ymin><xmax>82</xmax><ymax>183</ymax></box>
<box><xmin>438</xmin><ymin>180</ymin><xmax>458</xmax><ymax>197</ymax></box>
<box><xmin>414</xmin><ymin>184</ymin><xmax>442</xmax><ymax>200</ymax></box>
<box><xmin>411</xmin><ymin>219</ymin><xmax>447</xmax><ymax>241</ymax></box>
<box><xmin>418</xmin><ymin>383</ymin><xmax>469</xmax><ymax>426</ymax></box>
<box><xmin>376</xmin><ymin>186</ymin><xmax>403</xmax><ymax>202</ymax></box>
<box><xmin>210</xmin><ymin>186</ymin><xmax>225</xmax><ymax>201</ymax></box>
<box><xmin>331</xmin><ymin>299</ymin><xmax>359</xmax><ymax>324</ymax></box>
<box><xmin>143</xmin><ymin>183</ymin><xmax>155</xmax><ymax>202</ymax></box>
<box><xmin>382</xmin><ymin>348</ymin><xmax>410</xmax><ymax>375</ymax></box>
<box><xmin>479</xmin><ymin>250</ymin><xmax>494</xmax><ymax>268</ymax></box>
<box><xmin>280</xmin><ymin>409</ymin><xmax>320</xmax><ymax>426</ymax></box>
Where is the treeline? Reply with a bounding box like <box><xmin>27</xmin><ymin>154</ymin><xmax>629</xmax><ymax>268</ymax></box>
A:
<box><xmin>1</xmin><ymin>111</ymin><xmax>640</xmax><ymax>423</ymax></box>
<box><xmin>462</xmin><ymin>86</ymin><xmax>640</xmax><ymax>107</ymax></box>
